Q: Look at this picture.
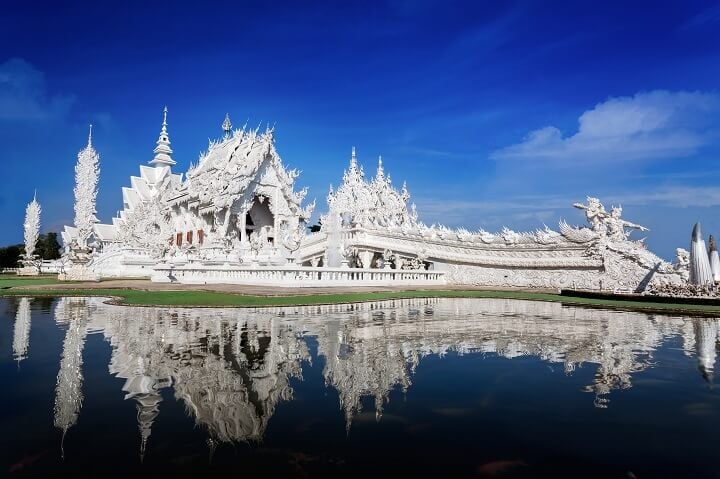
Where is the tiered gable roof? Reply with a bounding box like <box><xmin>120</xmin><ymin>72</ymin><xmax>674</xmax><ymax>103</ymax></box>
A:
<box><xmin>184</xmin><ymin>123</ymin><xmax>313</xmax><ymax>219</ymax></box>
<box><xmin>327</xmin><ymin>148</ymin><xmax>416</xmax><ymax>229</ymax></box>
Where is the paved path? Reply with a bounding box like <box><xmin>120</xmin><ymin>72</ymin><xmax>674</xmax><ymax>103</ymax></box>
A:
<box><xmin>17</xmin><ymin>279</ymin><xmax>556</xmax><ymax>296</ymax></box>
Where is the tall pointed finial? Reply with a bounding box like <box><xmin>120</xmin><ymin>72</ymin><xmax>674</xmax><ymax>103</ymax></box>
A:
<box><xmin>149</xmin><ymin>107</ymin><xmax>175</xmax><ymax>167</ymax></box>
<box><xmin>690</xmin><ymin>222</ymin><xmax>714</xmax><ymax>285</ymax></box>
<box><xmin>693</xmin><ymin>222</ymin><xmax>702</xmax><ymax>242</ymax></box>
<box><xmin>88</xmin><ymin>124</ymin><xmax>93</xmax><ymax>147</ymax></box>
<box><xmin>350</xmin><ymin>146</ymin><xmax>357</xmax><ymax>169</ymax></box>
<box><xmin>222</xmin><ymin>113</ymin><xmax>232</xmax><ymax>138</ymax></box>
<box><xmin>376</xmin><ymin>155</ymin><xmax>384</xmax><ymax>179</ymax></box>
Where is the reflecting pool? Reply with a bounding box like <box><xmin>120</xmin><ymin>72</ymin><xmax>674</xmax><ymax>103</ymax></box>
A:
<box><xmin>3</xmin><ymin>297</ymin><xmax>720</xmax><ymax>478</ymax></box>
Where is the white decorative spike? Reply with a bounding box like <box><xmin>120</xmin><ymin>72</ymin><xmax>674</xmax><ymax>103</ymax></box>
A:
<box><xmin>690</xmin><ymin>223</ymin><xmax>713</xmax><ymax>285</ymax></box>
<box><xmin>73</xmin><ymin>125</ymin><xmax>100</xmax><ymax>249</ymax></box>
<box><xmin>222</xmin><ymin>113</ymin><xmax>232</xmax><ymax>137</ymax></box>
<box><xmin>23</xmin><ymin>194</ymin><xmax>41</xmax><ymax>259</ymax></box>
<box><xmin>710</xmin><ymin>235</ymin><xmax>720</xmax><ymax>282</ymax></box>
<box><xmin>149</xmin><ymin>106</ymin><xmax>176</xmax><ymax>167</ymax></box>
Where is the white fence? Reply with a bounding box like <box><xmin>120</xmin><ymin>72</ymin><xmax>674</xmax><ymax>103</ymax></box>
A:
<box><xmin>152</xmin><ymin>265</ymin><xmax>446</xmax><ymax>287</ymax></box>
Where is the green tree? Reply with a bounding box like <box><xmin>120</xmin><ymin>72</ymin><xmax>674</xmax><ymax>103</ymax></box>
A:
<box><xmin>35</xmin><ymin>232</ymin><xmax>61</xmax><ymax>260</ymax></box>
<box><xmin>0</xmin><ymin>244</ymin><xmax>23</xmax><ymax>268</ymax></box>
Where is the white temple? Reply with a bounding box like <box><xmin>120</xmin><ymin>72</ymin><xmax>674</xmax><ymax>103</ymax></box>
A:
<box><xmin>60</xmin><ymin>109</ymin><xmax>686</xmax><ymax>290</ymax></box>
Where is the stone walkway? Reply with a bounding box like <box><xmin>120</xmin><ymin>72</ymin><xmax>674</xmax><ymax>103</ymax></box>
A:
<box><xmin>17</xmin><ymin>279</ymin><xmax>556</xmax><ymax>296</ymax></box>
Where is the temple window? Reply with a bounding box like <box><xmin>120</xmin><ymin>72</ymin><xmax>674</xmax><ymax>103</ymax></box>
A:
<box><xmin>176</xmin><ymin>233</ymin><xmax>182</xmax><ymax>246</ymax></box>
<box><xmin>198</xmin><ymin>229</ymin><xmax>204</xmax><ymax>244</ymax></box>
<box><xmin>187</xmin><ymin>231</ymin><xmax>193</xmax><ymax>244</ymax></box>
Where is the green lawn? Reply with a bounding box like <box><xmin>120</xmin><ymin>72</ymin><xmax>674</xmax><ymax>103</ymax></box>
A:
<box><xmin>1</xmin><ymin>286</ymin><xmax>720</xmax><ymax>316</ymax></box>
<box><xmin>0</xmin><ymin>275</ymin><xmax>62</xmax><ymax>288</ymax></box>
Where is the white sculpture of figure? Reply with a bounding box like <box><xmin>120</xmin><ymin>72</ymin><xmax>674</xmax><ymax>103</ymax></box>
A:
<box><xmin>20</xmin><ymin>193</ymin><xmax>41</xmax><ymax>275</ymax></box>
<box><xmin>339</xmin><ymin>241</ymin><xmax>353</xmax><ymax>268</ymax></box>
<box><xmin>606</xmin><ymin>205</ymin><xmax>648</xmax><ymax>240</ymax></box>
<box><xmin>689</xmin><ymin>223</ymin><xmax>713</xmax><ymax>286</ymax></box>
<box><xmin>416</xmin><ymin>248</ymin><xmax>428</xmax><ymax>269</ymax></box>
<box><xmin>573</xmin><ymin>198</ymin><xmax>647</xmax><ymax>241</ymax></box>
<box><xmin>281</xmin><ymin>224</ymin><xmax>305</xmax><ymax>263</ymax></box>
<box><xmin>381</xmin><ymin>249</ymin><xmax>393</xmax><ymax>269</ymax></box>
<box><xmin>73</xmin><ymin>125</ymin><xmax>100</xmax><ymax>249</ymax></box>
<box><xmin>709</xmin><ymin>235</ymin><xmax>720</xmax><ymax>282</ymax></box>
<box><xmin>407</xmin><ymin>257</ymin><xmax>423</xmax><ymax>270</ymax></box>
<box><xmin>574</xmin><ymin>197</ymin><xmax>606</xmax><ymax>233</ymax></box>
<box><xmin>249</xmin><ymin>229</ymin><xmax>266</xmax><ymax>265</ymax></box>
<box><xmin>674</xmin><ymin>248</ymin><xmax>690</xmax><ymax>280</ymax></box>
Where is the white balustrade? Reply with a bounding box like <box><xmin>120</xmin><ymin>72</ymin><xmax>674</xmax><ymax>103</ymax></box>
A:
<box><xmin>151</xmin><ymin>264</ymin><xmax>446</xmax><ymax>286</ymax></box>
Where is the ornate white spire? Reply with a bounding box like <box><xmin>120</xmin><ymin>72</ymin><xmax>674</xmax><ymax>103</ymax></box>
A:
<box><xmin>350</xmin><ymin>146</ymin><xmax>357</xmax><ymax>169</ymax></box>
<box><xmin>222</xmin><ymin>113</ymin><xmax>232</xmax><ymax>138</ymax></box>
<box><xmin>376</xmin><ymin>155</ymin><xmax>384</xmax><ymax>180</ymax></box>
<box><xmin>73</xmin><ymin>126</ymin><xmax>100</xmax><ymax>249</ymax></box>
<box><xmin>149</xmin><ymin>106</ymin><xmax>176</xmax><ymax>167</ymax></box>
<box><xmin>23</xmin><ymin>194</ymin><xmax>41</xmax><ymax>259</ymax></box>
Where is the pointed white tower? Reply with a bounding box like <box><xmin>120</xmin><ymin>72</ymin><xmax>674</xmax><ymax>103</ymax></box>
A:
<box><xmin>376</xmin><ymin>155</ymin><xmax>384</xmax><ymax>180</ymax></box>
<box><xmin>23</xmin><ymin>193</ymin><xmax>41</xmax><ymax>260</ymax></box>
<box><xmin>73</xmin><ymin>124</ymin><xmax>100</xmax><ymax>249</ymax></box>
<box><xmin>690</xmin><ymin>223</ymin><xmax>713</xmax><ymax>285</ymax></box>
<box><xmin>149</xmin><ymin>107</ymin><xmax>176</xmax><ymax>167</ymax></box>
<box><xmin>709</xmin><ymin>235</ymin><xmax>720</xmax><ymax>282</ymax></box>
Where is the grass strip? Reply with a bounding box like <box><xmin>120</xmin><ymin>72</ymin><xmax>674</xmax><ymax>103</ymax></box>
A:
<box><xmin>0</xmin><ymin>276</ymin><xmax>62</xmax><ymax>288</ymax></box>
<box><xmin>2</xmin><ymin>287</ymin><xmax>720</xmax><ymax>316</ymax></box>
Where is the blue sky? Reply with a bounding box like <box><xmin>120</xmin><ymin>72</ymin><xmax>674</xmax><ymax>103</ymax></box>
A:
<box><xmin>1</xmin><ymin>0</ymin><xmax>719</xmax><ymax>260</ymax></box>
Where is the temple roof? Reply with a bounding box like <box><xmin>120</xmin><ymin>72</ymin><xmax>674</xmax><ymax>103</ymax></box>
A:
<box><xmin>327</xmin><ymin>148</ymin><xmax>415</xmax><ymax>229</ymax></box>
<box><xmin>184</xmin><ymin>124</ymin><xmax>312</xmax><ymax>217</ymax></box>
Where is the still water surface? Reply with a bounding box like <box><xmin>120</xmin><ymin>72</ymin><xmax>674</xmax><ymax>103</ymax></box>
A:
<box><xmin>2</xmin><ymin>296</ymin><xmax>720</xmax><ymax>478</ymax></box>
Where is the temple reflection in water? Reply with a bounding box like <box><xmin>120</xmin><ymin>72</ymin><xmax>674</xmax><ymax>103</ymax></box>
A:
<box><xmin>11</xmin><ymin>296</ymin><xmax>719</xmax><ymax>461</ymax></box>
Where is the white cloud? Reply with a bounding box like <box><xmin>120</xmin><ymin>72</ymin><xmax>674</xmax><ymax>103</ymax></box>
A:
<box><xmin>490</xmin><ymin>90</ymin><xmax>720</xmax><ymax>163</ymax></box>
<box><xmin>608</xmin><ymin>186</ymin><xmax>720</xmax><ymax>209</ymax></box>
<box><xmin>0</xmin><ymin>58</ymin><xmax>74</xmax><ymax>120</ymax></box>
<box><xmin>415</xmin><ymin>185</ymin><xmax>720</xmax><ymax>230</ymax></box>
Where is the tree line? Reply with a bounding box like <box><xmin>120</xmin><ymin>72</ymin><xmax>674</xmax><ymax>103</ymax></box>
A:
<box><xmin>0</xmin><ymin>232</ymin><xmax>62</xmax><ymax>269</ymax></box>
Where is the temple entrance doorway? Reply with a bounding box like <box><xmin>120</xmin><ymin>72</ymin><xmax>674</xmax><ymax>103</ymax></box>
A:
<box><xmin>245</xmin><ymin>195</ymin><xmax>274</xmax><ymax>244</ymax></box>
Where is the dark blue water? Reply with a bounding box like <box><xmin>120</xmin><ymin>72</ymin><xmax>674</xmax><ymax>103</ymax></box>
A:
<box><xmin>2</xmin><ymin>296</ymin><xmax>720</xmax><ymax>478</ymax></box>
